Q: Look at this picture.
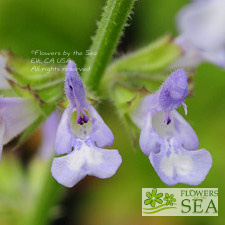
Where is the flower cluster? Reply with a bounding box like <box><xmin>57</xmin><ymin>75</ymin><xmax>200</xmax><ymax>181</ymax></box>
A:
<box><xmin>0</xmin><ymin>53</ymin><xmax>213</xmax><ymax>188</ymax></box>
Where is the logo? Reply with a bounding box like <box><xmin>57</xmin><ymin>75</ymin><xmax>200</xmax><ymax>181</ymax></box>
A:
<box><xmin>142</xmin><ymin>188</ymin><xmax>218</xmax><ymax>216</ymax></box>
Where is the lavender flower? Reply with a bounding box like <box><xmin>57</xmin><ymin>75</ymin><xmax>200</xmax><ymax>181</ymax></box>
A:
<box><xmin>131</xmin><ymin>69</ymin><xmax>212</xmax><ymax>185</ymax></box>
<box><xmin>51</xmin><ymin>61</ymin><xmax>122</xmax><ymax>188</ymax></box>
<box><xmin>0</xmin><ymin>55</ymin><xmax>44</xmax><ymax>162</ymax></box>
<box><xmin>174</xmin><ymin>0</ymin><xmax>225</xmax><ymax>69</ymax></box>
<box><xmin>0</xmin><ymin>56</ymin><xmax>41</xmax><ymax>161</ymax></box>
<box><xmin>0</xmin><ymin>97</ymin><xmax>40</xmax><ymax>161</ymax></box>
<box><xmin>39</xmin><ymin>111</ymin><xmax>61</xmax><ymax>160</ymax></box>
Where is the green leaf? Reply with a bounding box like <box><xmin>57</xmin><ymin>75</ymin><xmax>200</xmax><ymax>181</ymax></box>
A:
<box><xmin>112</xmin><ymin>84</ymin><xmax>137</xmax><ymax>113</ymax></box>
<box><xmin>0</xmin><ymin>88</ymin><xmax>17</xmax><ymax>97</ymax></box>
<box><xmin>7</xmin><ymin>79</ymin><xmax>37</xmax><ymax>98</ymax></box>
<box><xmin>1</xmin><ymin>50</ymin><xmax>64</xmax><ymax>85</ymax></box>
<box><xmin>37</xmin><ymin>83</ymin><xmax>64</xmax><ymax>103</ymax></box>
<box><xmin>108</xmin><ymin>36</ymin><xmax>181</xmax><ymax>75</ymax></box>
<box><xmin>101</xmin><ymin>36</ymin><xmax>181</xmax><ymax>96</ymax></box>
<box><xmin>1</xmin><ymin>51</ymin><xmax>65</xmax><ymax>123</ymax></box>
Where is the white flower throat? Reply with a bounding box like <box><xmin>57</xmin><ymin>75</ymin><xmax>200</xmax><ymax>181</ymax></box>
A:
<box><xmin>70</xmin><ymin>111</ymin><xmax>93</xmax><ymax>140</ymax></box>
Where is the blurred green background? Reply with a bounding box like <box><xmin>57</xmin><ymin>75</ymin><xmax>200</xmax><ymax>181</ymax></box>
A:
<box><xmin>0</xmin><ymin>0</ymin><xmax>224</xmax><ymax>225</ymax></box>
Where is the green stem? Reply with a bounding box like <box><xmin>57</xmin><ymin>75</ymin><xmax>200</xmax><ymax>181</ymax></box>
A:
<box><xmin>82</xmin><ymin>0</ymin><xmax>137</xmax><ymax>92</ymax></box>
<box><xmin>24</xmin><ymin>162</ymin><xmax>63</xmax><ymax>225</ymax></box>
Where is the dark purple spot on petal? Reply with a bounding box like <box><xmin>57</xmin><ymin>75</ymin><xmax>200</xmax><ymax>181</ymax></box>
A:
<box><xmin>166</xmin><ymin>117</ymin><xmax>171</xmax><ymax>125</ymax></box>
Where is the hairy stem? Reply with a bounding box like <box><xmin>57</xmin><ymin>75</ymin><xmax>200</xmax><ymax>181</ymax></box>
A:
<box><xmin>82</xmin><ymin>0</ymin><xmax>137</xmax><ymax>92</ymax></box>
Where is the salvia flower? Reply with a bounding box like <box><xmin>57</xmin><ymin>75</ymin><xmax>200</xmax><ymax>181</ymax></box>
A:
<box><xmin>131</xmin><ymin>69</ymin><xmax>212</xmax><ymax>185</ymax></box>
<box><xmin>0</xmin><ymin>57</ymin><xmax>41</xmax><ymax>162</ymax></box>
<box><xmin>0</xmin><ymin>97</ymin><xmax>40</xmax><ymax>161</ymax></box>
<box><xmin>174</xmin><ymin>0</ymin><xmax>225</xmax><ymax>69</ymax></box>
<box><xmin>51</xmin><ymin>61</ymin><xmax>122</xmax><ymax>188</ymax></box>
